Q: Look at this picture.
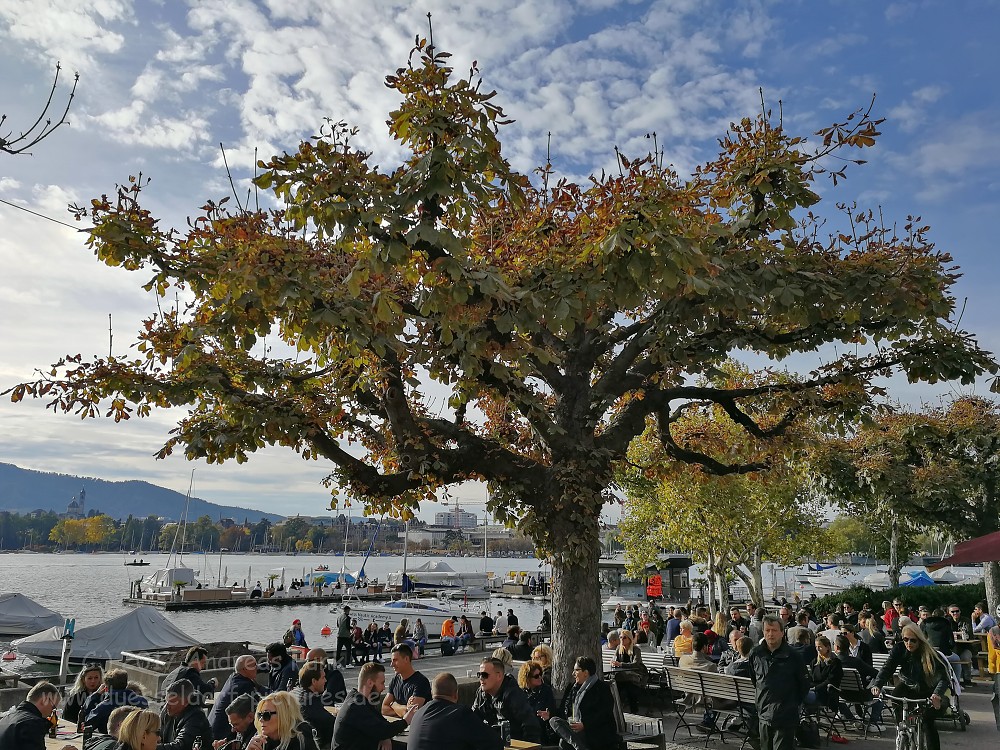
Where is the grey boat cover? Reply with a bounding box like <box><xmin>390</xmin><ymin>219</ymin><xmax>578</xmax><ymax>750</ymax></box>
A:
<box><xmin>12</xmin><ymin>605</ymin><xmax>195</xmax><ymax>661</ymax></box>
<box><xmin>0</xmin><ymin>593</ymin><xmax>64</xmax><ymax>636</ymax></box>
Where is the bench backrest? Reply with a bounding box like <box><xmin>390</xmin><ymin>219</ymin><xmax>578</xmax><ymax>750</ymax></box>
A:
<box><xmin>664</xmin><ymin>665</ymin><xmax>754</xmax><ymax>705</ymax></box>
<box><xmin>840</xmin><ymin>667</ymin><xmax>867</xmax><ymax>697</ymax></box>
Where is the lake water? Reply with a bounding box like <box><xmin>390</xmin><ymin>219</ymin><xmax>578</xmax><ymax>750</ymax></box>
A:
<box><xmin>0</xmin><ymin>552</ymin><xmax>549</xmax><ymax>657</ymax></box>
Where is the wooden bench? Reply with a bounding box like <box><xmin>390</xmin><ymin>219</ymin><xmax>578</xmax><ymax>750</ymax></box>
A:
<box><xmin>663</xmin><ymin>666</ymin><xmax>755</xmax><ymax>746</ymax></box>
<box><xmin>609</xmin><ymin>679</ymin><xmax>666</xmax><ymax>749</ymax></box>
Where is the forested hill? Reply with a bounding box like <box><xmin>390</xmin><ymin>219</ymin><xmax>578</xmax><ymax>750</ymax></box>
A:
<box><xmin>0</xmin><ymin>462</ymin><xmax>283</xmax><ymax>523</ymax></box>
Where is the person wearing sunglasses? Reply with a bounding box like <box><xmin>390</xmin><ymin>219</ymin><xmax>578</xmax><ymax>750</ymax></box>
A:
<box><xmin>157</xmin><ymin>679</ymin><xmax>214</xmax><ymax>750</ymax></box>
<box><xmin>247</xmin><ymin>691</ymin><xmax>319</xmax><ymax>750</ymax></box>
<box><xmin>407</xmin><ymin>672</ymin><xmax>502</xmax><ymax>750</ymax></box>
<box><xmin>471</xmin><ymin>657</ymin><xmax>541</xmax><ymax>743</ymax></box>
<box><xmin>517</xmin><ymin>660</ymin><xmax>558</xmax><ymax>743</ymax></box>
<box><xmin>870</xmin><ymin>624</ymin><xmax>949</xmax><ymax>750</ymax></box>
<box><xmin>115</xmin><ymin>708</ymin><xmax>161</xmax><ymax>750</ymax></box>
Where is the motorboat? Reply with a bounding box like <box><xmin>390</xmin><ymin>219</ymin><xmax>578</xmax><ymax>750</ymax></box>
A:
<box><xmin>331</xmin><ymin>595</ymin><xmax>477</xmax><ymax>632</ymax></box>
<box><xmin>800</xmin><ymin>574</ymin><xmax>850</xmax><ymax>592</ymax></box>
<box><xmin>12</xmin><ymin>606</ymin><xmax>196</xmax><ymax>664</ymax></box>
<box><xmin>0</xmin><ymin>593</ymin><xmax>64</xmax><ymax>637</ymax></box>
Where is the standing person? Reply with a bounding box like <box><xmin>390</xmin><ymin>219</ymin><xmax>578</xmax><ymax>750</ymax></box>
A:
<box><xmin>157</xmin><ymin>679</ymin><xmax>214</xmax><ymax>750</ymax></box>
<box><xmin>748</xmin><ymin>614</ymin><xmax>809</xmax><ymax>750</ymax></box>
<box><xmin>472</xmin><ymin>657</ymin><xmax>541</xmax><ymax>743</ymax></box>
<box><xmin>63</xmin><ymin>664</ymin><xmax>103</xmax><ymax>726</ymax></box>
<box><xmin>266</xmin><ymin>643</ymin><xmax>298</xmax><ymax>693</ymax></box>
<box><xmin>871</xmin><ymin>624</ymin><xmax>949</xmax><ymax>750</ymax></box>
<box><xmin>333</xmin><ymin>662</ymin><xmax>413</xmax><ymax>750</ymax></box>
<box><xmin>335</xmin><ymin>606</ymin><xmax>353</xmax><ymax>668</ymax></box>
<box><xmin>208</xmin><ymin>654</ymin><xmax>267</xmax><ymax>739</ymax></box>
<box><xmin>408</xmin><ymin>673</ymin><xmax>502</xmax><ymax>750</ymax></box>
<box><xmin>381</xmin><ymin>644</ymin><xmax>432</xmax><ymax>718</ymax></box>
<box><xmin>650</xmin><ymin>606</ymin><xmax>666</xmax><ymax>647</ymax></box>
<box><xmin>747</xmin><ymin>603</ymin><xmax>764</xmax><ymax>644</ymax></box>
<box><xmin>547</xmin><ymin>656</ymin><xmax>617</xmax><ymax>750</ymax></box>
<box><xmin>0</xmin><ymin>681</ymin><xmax>76</xmax><ymax>750</ymax></box>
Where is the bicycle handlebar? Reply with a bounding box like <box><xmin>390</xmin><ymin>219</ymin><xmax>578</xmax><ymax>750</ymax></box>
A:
<box><xmin>879</xmin><ymin>692</ymin><xmax>933</xmax><ymax>706</ymax></box>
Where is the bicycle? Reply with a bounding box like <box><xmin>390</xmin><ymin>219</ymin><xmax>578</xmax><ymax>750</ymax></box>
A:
<box><xmin>879</xmin><ymin>692</ymin><xmax>933</xmax><ymax>750</ymax></box>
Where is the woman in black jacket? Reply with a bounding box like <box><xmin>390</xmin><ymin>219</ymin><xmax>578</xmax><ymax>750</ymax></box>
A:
<box><xmin>807</xmin><ymin>635</ymin><xmax>843</xmax><ymax>710</ymax></box>
<box><xmin>63</xmin><ymin>664</ymin><xmax>103</xmax><ymax>726</ymax></box>
<box><xmin>871</xmin><ymin>624</ymin><xmax>950</xmax><ymax>750</ymax></box>
<box><xmin>518</xmin><ymin>660</ymin><xmax>558</xmax><ymax>743</ymax></box>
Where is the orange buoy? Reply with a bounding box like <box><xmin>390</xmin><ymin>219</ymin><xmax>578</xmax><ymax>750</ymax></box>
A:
<box><xmin>320</xmin><ymin>624</ymin><xmax>332</xmax><ymax>637</ymax></box>
<box><xmin>2</xmin><ymin>651</ymin><xmax>16</xmax><ymax>661</ymax></box>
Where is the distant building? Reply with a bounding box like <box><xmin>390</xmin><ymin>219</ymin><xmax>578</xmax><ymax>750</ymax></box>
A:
<box><xmin>65</xmin><ymin>488</ymin><xmax>86</xmax><ymax>519</ymax></box>
<box><xmin>434</xmin><ymin>509</ymin><xmax>478</xmax><ymax>529</ymax></box>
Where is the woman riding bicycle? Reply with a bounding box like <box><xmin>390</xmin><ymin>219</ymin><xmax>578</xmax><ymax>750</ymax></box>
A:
<box><xmin>870</xmin><ymin>623</ymin><xmax>949</xmax><ymax>750</ymax></box>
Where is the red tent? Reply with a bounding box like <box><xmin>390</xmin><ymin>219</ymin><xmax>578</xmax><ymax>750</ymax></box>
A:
<box><xmin>927</xmin><ymin>529</ymin><xmax>1000</xmax><ymax>569</ymax></box>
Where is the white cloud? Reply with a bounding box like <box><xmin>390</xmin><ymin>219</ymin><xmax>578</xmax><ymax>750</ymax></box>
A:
<box><xmin>888</xmin><ymin>85</ymin><xmax>945</xmax><ymax>133</ymax></box>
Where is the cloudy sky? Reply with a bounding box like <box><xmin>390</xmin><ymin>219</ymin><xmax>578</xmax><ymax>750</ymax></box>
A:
<box><xmin>1</xmin><ymin>0</ymin><xmax>998</xmax><ymax>520</ymax></box>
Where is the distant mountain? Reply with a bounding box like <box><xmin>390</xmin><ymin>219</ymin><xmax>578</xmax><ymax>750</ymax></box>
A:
<box><xmin>0</xmin><ymin>462</ymin><xmax>284</xmax><ymax>523</ymax></box>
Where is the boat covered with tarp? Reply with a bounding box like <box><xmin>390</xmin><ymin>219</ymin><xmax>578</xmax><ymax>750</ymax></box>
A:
<box><xmin>12</xmin><ymin>606</ymin><xmax>196</xmax><ymax>663</ymax></box>
<box><xmin>0</xmin><ymin>593</ymin><xmax>64</xmax><ymax>637</ymax></box>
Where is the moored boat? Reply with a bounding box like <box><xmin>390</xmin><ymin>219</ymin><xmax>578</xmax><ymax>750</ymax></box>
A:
<box><xmin>0</xmin><ymin>593</ymin><xmax>64</xmax><ymax>637</ymax></box>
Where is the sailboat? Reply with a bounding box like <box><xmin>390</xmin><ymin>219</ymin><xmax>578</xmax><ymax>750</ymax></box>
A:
<box><xmin>138</xmin><ymin>472</ymin><xmax>202</xmax><ymax>597</ymax></box>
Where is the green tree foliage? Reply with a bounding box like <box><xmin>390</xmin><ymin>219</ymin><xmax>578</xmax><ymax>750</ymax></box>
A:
<box><xmin>8</xmin><ymin>41</ymin><xmax>996</xmax><ymax>682</ymax></box>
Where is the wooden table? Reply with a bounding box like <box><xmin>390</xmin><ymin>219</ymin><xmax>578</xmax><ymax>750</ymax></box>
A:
<box><xmin>44</xmin><ymin>720</ymin><xmax>83</xmax><ymax>749</ymax></box>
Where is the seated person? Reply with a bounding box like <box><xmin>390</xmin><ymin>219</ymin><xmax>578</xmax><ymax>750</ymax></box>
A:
<box><xmin>548</xmin><ymin>656</ymin><xmax>617</xmax><ymax>750</ymax></box>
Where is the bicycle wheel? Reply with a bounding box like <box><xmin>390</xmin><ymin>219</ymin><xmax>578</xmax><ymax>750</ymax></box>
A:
<box><xmin>895</xmin><ymin>726</ymin><xmax>910</xmax><ymax>750</ymax></box>
<box><xmin>913</xmin><ymin>717</ymin><xmax>925</xmax><ymax>750</ymax></box>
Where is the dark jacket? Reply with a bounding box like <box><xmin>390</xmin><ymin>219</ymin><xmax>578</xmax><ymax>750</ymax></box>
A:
<box><xmin>558</xmin><ymin>678</ymin><xmax>618</xmax><ymax>749</ymax></box>
<box><xmin>208</xmin><ymin>672</ymin><xmax>267</xmax><ymax>739</ymax></box>
<box><xmin>809</xmin><ymin>656</ymin><xmax>843</xmax><ymax>709</ymax></box>
<box><xmin>524</xmin><ymin>682</ymin><xmax>560</xmax><ymax>741</ymax></box>
<box><xmin>157</xmin><ymin>703</ymin><xmax>214</xmax><ymax>750</ymax></box>
<box><xmin>859</xmin><ymin>628</ymin><xmax>887</xmax><ymax>654</ymax></box>
<box><xmin>332</xmin><ymin>688</ymin><xmax>407</xmax><ymax>750</ymax></box>
<box><xmin>293</xmin><ymin>686</ymin><xmax>336</xmax><ymax>748</ymax></box>
<box><xmin>872</xmin><ymin>642</ymin><xmax>950</xmax><ymax>698</ymax></box>
<box><xmin>920</xmin><ymin>616</ymin><xmax>955</xmax><ymax>656</ymax></box>
<box><xmin>748</xmin><ymin>640</ymin><xmax>809</xmax><ymax>727</ymax></box>
<box><xmin>176</xmin><ymin>665</ymin><xmax>216</xmax><ymax>702</ymax></box>
<box><xmin>407</xmin><ymin>698</ymin><xmax>503</xmax><ymax>750</ymax></box>
<box><xmin>261</xmin><ymin>723</ymin><xmax>319</xmax><ymax>750</ymax></box>
<box><xmin>62</xmin><ymin>689</ymin><xmax>97</xmax><ymax>725</ymax></box>
<box><xmin>323</xmin><ymin>664</ymin><xmax>348</xmax><ymax>705</ymax></box>
<box><xmin>85</xmin><ymin>688</ymin><xmax>149</xmax><ymax>734</ymax></box>
<box><xmin>724</xmin><ymin>658</ymin><xmax>753</xmax><ymax>678</ymax></box>
<box><xmin>845</xmin><ymin>637</ymin><xmax>874</xmax><ymax>665</ymax></box>
<box><xmin>472</xmin><ymin>674</ymin><xmax>541</xmax><ymax>742</ymax></box>
<box><xmin>269</xmin><ymin>656</ymin><xmax>298</xmax><ymax>693</ymax></box>
<box><xmin>0</xmin><ymin>700</ymin><xmax>49</xmax><ymax>750</ymax></box>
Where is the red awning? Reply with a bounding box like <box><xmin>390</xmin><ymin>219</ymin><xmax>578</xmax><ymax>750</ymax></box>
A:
<box><xmin>927</xmin><ymin>529</ymin><xmax>1000</xmax><ymax>570</ymax></box>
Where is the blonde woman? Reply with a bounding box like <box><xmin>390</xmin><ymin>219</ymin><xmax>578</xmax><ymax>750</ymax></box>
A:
<box><xmin>491</xmin><ymin>646</ymin><xmax>514</xmax><ymax>674</ymax></box>
<box><xmin>246</xmin><ymin>691</ymin><xmax>317</xmax><ymax>750</ymax></box>
<box><xmin>871</xmin><ymin>624</ymin><xmax>949</xmax><ymax>750</ymax></box>
<box><xmin>611</xmin><ymin>629</ymin><xmax>648</xmax><ymax>713</ymax></box>
<box><xmin>673</xmin><ymin>619</ymin><xmax>694</xmax><ymax>656</ymax></box>
<box><xmin>115</xmin><ymin>709</ymin><xmax>160</xmax><ymax>750</ymax></box>
<box><xmin>518</xmin><ymin>659</ymin><xmax>557</xmax><ymax>743</ymax></box>
<box><xmin>63</xmin><ymin>663</ymin><xmax>102</xmax><ymax>725</ymax></box>
<box><xmin>531</xmin><ymin>644</ymin><xmax>554</xmax><ymax>683</ymax></box>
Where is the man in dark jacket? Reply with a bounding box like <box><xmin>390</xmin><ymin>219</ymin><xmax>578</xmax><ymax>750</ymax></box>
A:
<box><xmin>174</xmin><ymin>646</ymin><xmax>218</xmax><ymax>704</ymax></box>
<box><xmin>0</xmin><ymin>681</ymin><xmax>74</xmax><ymax>750</ymax></box>
<box><xmin>84</xmin><ymin>668</ymin><xmax>149</xmax><ymax>734</ymax></box>
<box><xmin>333</xmin><ymin>662</ymin><xmax>412</xmax><ymax>750</ymax></box>
<box><xmin>408</xmin><ymin>673</ymin><xmax>502</xmax><ymax>750</ymax></box>
<box><xmin>157</xmin><ymin>679</ymin><xmax>213</xmax><ymax>750</ymax></box>
<box><xmin>748</xmin><ymin>615</ymin><xmax>809</xmax><ymax>750</ymax></box>
<box><xmin>208</xmin><ymin>654</ymin><xmax>267</xmax><ymax>739</ymax></box>
<box><xmin>293</xmin><ymin>661</ymin><xmax>336</xmax><ymax>749</ymax></box>
<box><xmin>472</xmin><ymin>657</ymin><xmax>541</xmax><ymax>742</ymax></box>
<box><xmin>265</xmin><ymin>642</ymin><xmax>298</xmax><ymax>693</ymax></box>
<box><xmin>548</xmin><ymin>656</ymin><xmax>618</xmax><ymax>750</ymax></box>
<box><xmin>215</xmin><ymin>694</ymin><xmax>257</xmax><ymax>749</ymax></box>
<box><xmin>306</xmin><ymin>647</ymin><xmax>348</xmax><ymax>704</ymax></box>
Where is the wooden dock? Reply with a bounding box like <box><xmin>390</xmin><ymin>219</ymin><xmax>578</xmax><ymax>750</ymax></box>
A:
<box><xmin>121</xmin><ymin>592</ymin><xmax>392</xmax><ymax>611</ymax></box>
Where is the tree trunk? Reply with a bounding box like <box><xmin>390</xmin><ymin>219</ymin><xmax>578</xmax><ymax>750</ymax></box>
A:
<box><xmin>550</xmin><ymin>538</ymin><xmax>601</xmax><ymax>688</ymax></box>
<box><xmin>706</xmin><ymin>548</ymin><xmax>718</xmax><ymax>618</ymax></box>
<box><xmin>985</xmin><ymin>560</ymin><xmax>1000</xmax><ymax>621</ymax></box>
<box><xmin>752</xmin><ymin>547</ymin><xmax>764</xmax><ymax>607</ymax></box>
<box><xmin>888</xmin><ymin>513</ymin><xmax>901</xmax><ymax>589</ymax></box>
